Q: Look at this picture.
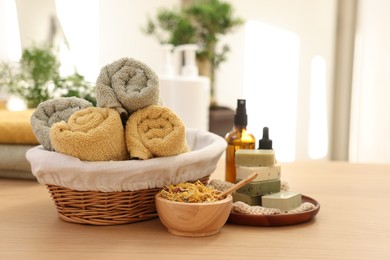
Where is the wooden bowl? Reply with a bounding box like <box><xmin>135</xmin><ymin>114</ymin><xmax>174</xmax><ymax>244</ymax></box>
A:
<box><xmin>155</xmin><ymin>194</ymin><xmax>233</xmax><ymax>237</ymax></box>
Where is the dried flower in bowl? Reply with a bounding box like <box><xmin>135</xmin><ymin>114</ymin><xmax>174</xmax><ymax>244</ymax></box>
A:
<box><xmin>159</xmin><ymin>180</ymin><xmax>222</xmax><ymax>203</ymax></box>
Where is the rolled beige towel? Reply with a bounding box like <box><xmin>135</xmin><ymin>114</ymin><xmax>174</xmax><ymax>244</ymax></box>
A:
<box><xmin>125</xmin><ymin>105</ymin><xmax>189</xmax><ymax>160</ymax></box>
<box><xmin>50</xmin><ymin>107</ymin><xmax>128</xmax><ymax>161</ymax></box>
<box><xmin>96</xmin><ymin>57</ymin><xmax>161</xmax><ymax>121</ymax></box>
<box><xmin>30</xmin><ymin>97</ymin><xmax>93</xmax><ymax>150</ymax></box>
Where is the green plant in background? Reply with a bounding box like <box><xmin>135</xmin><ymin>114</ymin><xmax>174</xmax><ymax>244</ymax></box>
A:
<box><xmin>0</xmin><ymin>43</ymin><xmax>95</xmax><ymax>108</ymax></box>
<box><xmin>55</xmin><ymin>72</ymin><xmax>96</xmax><ymax>105</ymax></box>
<box><xmin>0</xmin><ymin>44</ymin><xmax>59</xmax><ymax>108</ymax></box>
<box><xmin>143</xmin><ymin>0</ymin><xmax>243</xmax><ymax>107</ymax></box>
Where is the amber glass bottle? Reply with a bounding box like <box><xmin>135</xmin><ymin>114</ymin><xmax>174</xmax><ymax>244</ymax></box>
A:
<box><xmin>225</xmin><ymin>99</ymin><xmax>256</xmax><ymax>183</ymax></box>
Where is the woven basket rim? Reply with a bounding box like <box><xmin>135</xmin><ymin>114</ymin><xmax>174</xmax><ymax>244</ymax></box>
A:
<box><xmin>45</xmin><ymin>175</ymin><xmax>210</xmax><ymax>225</ymax></box>
<box><xmin>27</xmin><ymin>128</ymin><xmax>226</xmax><ymax>192</ymax></box>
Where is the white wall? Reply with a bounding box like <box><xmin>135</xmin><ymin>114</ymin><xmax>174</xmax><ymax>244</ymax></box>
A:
<box><xmin>14</xmin><ymin>0</ymin><xmax>56</xmax><ymax>48</ymax></box>
<box><xmin>215</xmin><ymin>0</ymin><xmax>336</xmax><ymax>109</ymax></box>
<box><xmin>215</xmin><ymin>0</ymin><xmax>336</xmax><ymax>160</ymax></box>
<box><xmin>8</xmin><ymin>0</ymin><xmax>180</xmax><ymax>81</ymax></box>
<box><xmin>350</xmin><ymin>0</ymin><xmax>390</xmax><ymax>163</ymax></box>
<box><xmin>0</xmin><ymin>0</ymin><xmax>21</xmax><ymax>61</ymax></box>
<box><xmin>78</xmin><ymin>0</ymin><xmax>336</xmax><ymax>116</ymax></box>
<box><xmin>99</xmin><ymin>0</ymin><xmax>180</xmax><ymax>75</ymax></box>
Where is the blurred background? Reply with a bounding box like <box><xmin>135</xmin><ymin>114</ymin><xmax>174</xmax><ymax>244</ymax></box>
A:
<box><xmin>0</xmin><ymin>0</ymin><xmax>389</xmax><ymax>164</ymax></box>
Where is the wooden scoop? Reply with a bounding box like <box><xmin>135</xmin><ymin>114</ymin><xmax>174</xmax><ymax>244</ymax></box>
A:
<box><xmin>219</xmin><ymin>173</ymin><xmax>258</xmax><ymax>198</ymax></box>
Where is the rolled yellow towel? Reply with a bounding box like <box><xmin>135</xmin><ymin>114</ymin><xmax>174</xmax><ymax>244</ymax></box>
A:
<box><xmin>125</xmin><ymin>105</ymin><xmax>189</xmax><ymax>160</ymax></box>
<box><xmin>31</xmin><ymin>97</ymin><xmax>93</xmax><ymax>150</ymax></box>
<box><xmin>50</xmin><ymin>107</ymin><xmax>128</xmax><ymax>161</ymax></box>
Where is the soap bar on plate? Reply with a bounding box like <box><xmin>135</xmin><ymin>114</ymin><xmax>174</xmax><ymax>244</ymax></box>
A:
<box><xmin>232</xmin><ymin>191</ymin><xmax>262</xmax><ymax>206</ymax></box>
<box><xmin>261</xmin><ymin>191</ymin><xmax>302</xmax><ymax>212</ymax></box>
<box><xmin>236</xmin><ymin>164</ymin><xmax>281</xmax><ymax>182</ymax></box>
<box><xmin>235</xmin><ymin>149</ymin><xmax>275</xmax><ymax>167</ymax></box>
<box><xmin>236</xmin><ymin>179</ymin><xmax>281</xmax><ymax>196</ymax></box>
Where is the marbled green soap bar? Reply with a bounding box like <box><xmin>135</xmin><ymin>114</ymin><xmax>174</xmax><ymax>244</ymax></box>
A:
<box><xmin>262</xmin><ymin>191</ymin><xmax>302</xmax><ymax>212</ymax></box>
<box><xmin>236</xmin><ymin>164</ymin><xmax>281</xmax><ymax>182</ymax></box>
<box><xmin>235</xmin><ymin>149</ymin><xmax>275</xmax><ymax>167</ymax></box>
<box><xmin>232</xmin><ymin>191</ymin><xmax>262</xmax><ymax>206</ymax></box>
<box><xmin>236</xmin><ymin>179</ymin><xmax>281</xmax><ymax>196</ymax></box>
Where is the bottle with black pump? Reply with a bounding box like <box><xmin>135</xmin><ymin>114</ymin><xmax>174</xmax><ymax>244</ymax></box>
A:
<box><xmin>225</xmin><ymin>99</ymin><xmax>256</xmax><ymax>183</ymax></box>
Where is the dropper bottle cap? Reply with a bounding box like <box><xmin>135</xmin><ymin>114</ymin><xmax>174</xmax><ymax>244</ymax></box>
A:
<box><xmin>234</xmin><ymin>99</ymin><xmax>247</xmax><ymax>126</ymax></box>
<box><xmin>258</xmin><ymin>127</ymin><xmax>272</xmax><ymax>150</ymax></box>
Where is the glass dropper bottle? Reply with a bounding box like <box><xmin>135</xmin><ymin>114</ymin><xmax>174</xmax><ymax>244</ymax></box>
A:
<box><xmin>225</xmin><ymin>99</ymin><xmax>256</xmax><ymax>183</ymax></box>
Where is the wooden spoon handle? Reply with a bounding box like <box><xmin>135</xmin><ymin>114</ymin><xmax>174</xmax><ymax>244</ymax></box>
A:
<box><xmin>219</xmin><ymin>173</ymin><xmax>258</xmax><ymax>198</ymax></box>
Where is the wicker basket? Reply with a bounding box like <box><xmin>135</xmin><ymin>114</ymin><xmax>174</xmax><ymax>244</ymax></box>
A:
<box><xmin>27</xmin><ymin>129</ymin><xmax>226</xmax><ymax>226</ymax></box>
<box><xmin>46</xmin><ymin>175</ymin><xmax>209</xmax><ymax>225</ymax></box>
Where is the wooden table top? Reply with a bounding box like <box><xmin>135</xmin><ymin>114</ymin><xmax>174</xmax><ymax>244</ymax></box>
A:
<box><xmin>1</xmin><ymin>159</ymin><xmax>389</xmax><ymax>259</ymax></box>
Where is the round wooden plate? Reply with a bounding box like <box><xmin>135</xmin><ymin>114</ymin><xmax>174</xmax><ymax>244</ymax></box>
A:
<box><xmin>227</xmin><ymin>195</ymin><xmax>320</xmax><ymax>227</ymax></box>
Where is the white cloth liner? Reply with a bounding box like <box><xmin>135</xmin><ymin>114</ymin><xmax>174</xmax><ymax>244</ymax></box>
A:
<box><xmin>26</xmin><ymin>129</ymin><xmax>227</xmax><ymax>192</ymax></box>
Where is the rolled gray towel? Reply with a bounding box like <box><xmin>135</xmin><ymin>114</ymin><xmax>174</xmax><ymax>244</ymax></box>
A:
<box><xmin>95</xmin><ymin>57</ymin><xmax>161</xmax><ymax>121</ymax></box>
<box><xmin>30</xmin><ymin>97</ymin><xmax>93</xmax><ymax>150</ymax></box>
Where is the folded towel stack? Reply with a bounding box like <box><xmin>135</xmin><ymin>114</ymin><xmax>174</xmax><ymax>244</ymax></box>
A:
<box><xmin>30</xmin><ymin>97</ymin><xmax>93</xmax><ymax>150</ymax></box>
<box><xmin>96</xmin><ymin>57</ymin><xmax>162</xmax><ymax>122</ymax></box>
<box><xmin>0</xmin><ymin>109</ymin><xmax>39</xmax><ymax>145</ymax></box>
<box><xmin>0</xmin><ymin>144</ymin><xmax>37</xmax><ymax>179</ymax></box>
<box><xmin>0</xmin><ymin>110</ymin><xmax>38</xmax><ymax>179</ymax></box>
<box><xmin>50</xmin><ymin>107</ymin><xmax>128</xmax><ymax>161</ymax></box>
<box><xmin>125</xmin><ymin>105</ymin><xmax>189</xmax><ymax>160</ymax></box>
